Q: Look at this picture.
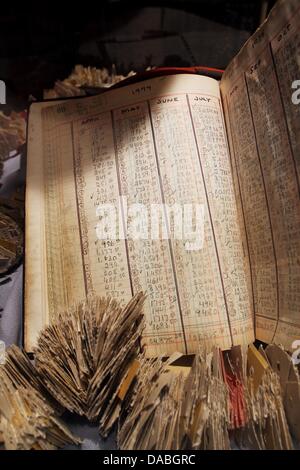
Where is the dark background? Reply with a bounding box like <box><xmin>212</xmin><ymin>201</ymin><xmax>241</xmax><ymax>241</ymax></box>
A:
<box><xmin>0</xmin><ymin>0</ymin><xmax>275</xmax><ymax>106</ymax></box>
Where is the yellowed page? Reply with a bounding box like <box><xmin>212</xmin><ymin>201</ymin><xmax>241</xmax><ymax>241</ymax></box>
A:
<box><xmin>221</xmin><ymin>0</ymin><xmax>300</xmax><ymax>351</ymax></box>
<box><xmin>25</xmin><ymin>73</ymin><xmax>254</xmax><ymax>355</ymax></box>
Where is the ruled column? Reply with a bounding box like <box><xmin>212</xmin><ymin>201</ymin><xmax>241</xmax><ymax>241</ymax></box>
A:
<box><xmin>112</xmin><ymin>102</ymin><xmax>185</xmax><ymax>356</ymax></box>
<box><xmin>245</xmin><ymin>46</ymin><xmax>300</xmax><ymax>341</ymax></box>
<box><xmin>149</xmin><ymin>93</ymin><xmax>234</xmax><ymax>352</ymax></box>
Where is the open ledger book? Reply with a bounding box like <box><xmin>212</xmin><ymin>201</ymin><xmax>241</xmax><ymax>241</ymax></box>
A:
<box><xmin>25</xmin><ymin>0</ymin><xmax>300</xmax><ymax>356</ymax></box>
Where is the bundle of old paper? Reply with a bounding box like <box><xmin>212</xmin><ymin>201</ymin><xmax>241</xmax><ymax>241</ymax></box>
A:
<box><xmin>0</xmin><ymin>352</ymin><xmax>80</xmax><ymax>450</ymax></box>
<box><xmin>43</xmin><ymin>65</ymin><xmax>138</xmax><ymax>99</ymax></box>
<box><xmin>0</xmin><ymin>293</ymin><xmax>145</xmax><ymax>449</ymax></box>
<box><xmin>1</xmin><ymin>344</ymin><xmax>62</xmax><ymax>412</ymax></box>
<box><xmin>118</xmin><ymin>351</ymin><xmax>231</xmax><ymax>450</ymax></box>
<box><xmin>0</xmin><ymin>111</ymin><xmax>26</xmax><ymax>162</ymax></box>
<box><xmin>118</xmin><ymin>344</ymin><xmax>300</xmax><ymax>450</ymax></box>
<box><xmin>1</xmin><ymin>319</ymin><xmax>300</xmax><ymax>449</ymax></box>
<box><xmin>25</xmin><ymin>0</ymin><xmax>300</xmax><ymax>358</ymax></box>
<box><xmin>34</xmin><ymin>292</ymin><xmax>145</xmax><ymax>437</ymax></box>
<box><xmin>239</xmin><ymin>344</ymin><xmax>300</xmax><ymax>449</ymax></box>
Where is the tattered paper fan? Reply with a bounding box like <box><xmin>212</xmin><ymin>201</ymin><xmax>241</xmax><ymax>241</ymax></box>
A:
<box><xmin>0</xmin><ymin>210</ymin><xmax>23</xmax><ymax>276</ymax></box>
<box><xmin>0</xmin><ymin>293</ymin><xmax>146</xmax><ymax>449</ymax></box>
<box><xmin>0</xmin><ymin>361</ymin><xmax>80</xmax><ymax>450</ymax></box>
<box><xmin>34</xmin><ymin>292</ymin><xmax>145</xmax><ymax>437</ymax></box>
<box><xmin>118</xmin><ymin>350</ymin><xmax>231</xmax><ymax>450</ymax></box>
<box><xmin>0</xmin><ymin>111</ymin><xmax>26</xmax><ymax>163</ymax></box>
